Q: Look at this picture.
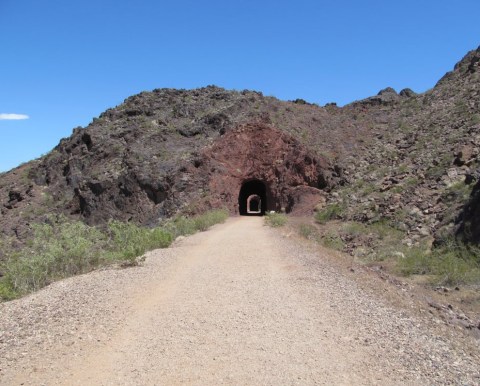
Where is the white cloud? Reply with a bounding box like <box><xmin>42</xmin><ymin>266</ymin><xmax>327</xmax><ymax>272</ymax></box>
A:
<box><xmin>0</xmin><ymin>113</ymin><xmax>29</xmax><ymax>120</ymax></box>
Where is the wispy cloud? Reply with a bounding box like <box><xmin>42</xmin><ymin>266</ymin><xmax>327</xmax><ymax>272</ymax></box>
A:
<box><xmin>0</xmin><ymin>113</ymin><xmax>29</xmax><ymax>120</ymax></box>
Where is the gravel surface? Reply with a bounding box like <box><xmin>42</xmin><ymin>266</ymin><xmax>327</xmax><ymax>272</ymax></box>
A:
<box><xmin>0</xmin><ymin>217</ymin><xmax>479</xmax><ymax>385</ymax></box>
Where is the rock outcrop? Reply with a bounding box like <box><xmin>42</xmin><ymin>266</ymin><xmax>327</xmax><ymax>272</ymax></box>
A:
<box><xmin>197</xmin><ymin>123</ymin><xmax>332</xmax><ymax>214</ymax></box>
<box><xmin>1</xmin><ymin>46</ymin><xmax>480</xmax><ymax>250</ymax></box>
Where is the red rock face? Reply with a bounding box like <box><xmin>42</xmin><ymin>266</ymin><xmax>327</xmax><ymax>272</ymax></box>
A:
<box><xmin>198</xmin><ymin>123</ymin><xmax>331</xmax><ymax>215</ymax></box>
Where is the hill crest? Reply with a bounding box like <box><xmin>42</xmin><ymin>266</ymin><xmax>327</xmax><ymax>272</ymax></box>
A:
<box><xmin>1</xmin><ymin>46</ymin><xmax>480</xmax><ymax>248</ymax></box>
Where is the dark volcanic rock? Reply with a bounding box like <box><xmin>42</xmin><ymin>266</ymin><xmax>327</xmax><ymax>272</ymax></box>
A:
<box><xmin>0</xmin><ymin>86</ymin><xmax>350</xmax><ymax>238</ymax></box>
<box><xmin>456</xmin><ymin>179</ymin><xmax>480</xmax><ymax>243</ymax></box>
<box><xmin>352</xmin><ymin>86</ymin><xmax>401</xmax><ymax>107</ymax></box>
<box><xmin>378</xmin><ymin>87</ymin><xmax>398</xmax><ymax>96</ymax></box>
<box><xmin>1</xmin><ymin>46</ymin><xmax>480</xmax><ymax>249</ymax></box>
<box><xmin>399</xmin><ymin>88</ymin><xmax>417</xmax><ymax>97</ymax></box>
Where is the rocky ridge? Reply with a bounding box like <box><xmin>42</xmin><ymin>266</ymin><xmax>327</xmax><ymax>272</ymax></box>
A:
<box><xmin>327</xmin><ymin>47</ymin><xmax>480</xmax><ymax>247</ymax></box>
<box><xmin>1</xmin><ymin>46</ymin><xmax>480</xmax><ymax>251</ymax></box>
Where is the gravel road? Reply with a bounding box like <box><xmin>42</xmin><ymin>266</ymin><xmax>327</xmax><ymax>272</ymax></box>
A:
<box><xmin>1</xmin><ymin>217</ymin><xmax>479</xmax><ymax>385</ymax></box>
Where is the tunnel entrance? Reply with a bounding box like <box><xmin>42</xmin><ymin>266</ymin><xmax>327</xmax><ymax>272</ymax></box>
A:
<box><xmin>239</xmin><ymin>180</ymin><xmax>267</xmax><ymax>216</ymax></box>
<box><xmin>247</xmin><ymin>194</ymin><xmax>261</xmax><ymax>214</ymax></box>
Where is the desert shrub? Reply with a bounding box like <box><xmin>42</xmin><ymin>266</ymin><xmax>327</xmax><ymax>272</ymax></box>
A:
<box><xmin>299</xmin><ymin>223</ymin><xmax>318</xmax><ymax>240</ymax></box>
<box><xmin>106</xmin><ymin>221</ymin><xmax>173</xmax><ymax>263</ymax></box>
<box><xmin>441</xmin><ymin>181</ymin><xmax>473</xmax><ymax>204</ymax></box>
<box><xmin>0</xmin><ymin>209</ymin><xmax>229</xmax><ymax>301</ymax></box>
<box><xmin>368</xmin><ymin>220</ymin><xmax>405</xmax><ymax>240</ymax></box>
<box><xmin>472</xmin><ymin>113</ymin><xmax>480</xmax><ymax>125</ymax></box>
<box><xmin>341</xmin><ymin>220</ymin><xmax>406</xmax><ymax>262</ymax></box>
<box><xmin>0</xmin><ymin>220</ymin><xmax>106</xmax><ymax>296</ymax></box>
<box><xmin>397</xmin><ymin>164</ymin><xmax>409</xmax><ymax>174</ymax></box>
<box><xmin>404</xmin><ymin>177</ymin><xmax>420</xmax><ymax>187</ymax></box>
<box><xmin>397</xmin><ymin>246</ymin><xmax>432</xmax><ymax>276</ymax></box>
<box><xmin>165</xmin><ymin>216</ymin><xmax>197</xmax><ymax>237</ymax></box>
<box><xmin>264</xmin><ymin>212</ymin><xmax>287</xmax><ymax>227</ymax></box>
<box><xmin>0</xmin><ymin>280</ymin><xmax>17</xmax><ymax>301</ymax></box>
<box><xmin>164</xmin><ymin>209</ymin><xmax>229</xmax><ymax>237</ymax></box>
<box><xmin>390</xmin><ymin>185</ymin><xmax>404</xmax><ymax>194</ymax></box>
<box><xmin>431</xmin><ymin>251</ymin><xmax>479</xmax><ymax>286</ymax></box>
<box><xmin>315</xmin><ymin>203</ymin><xmax>344</xmax><ymax>224</ymax></box>
<box><xmin>389</xmin><ymin>207</ymin><xmax>409</xmax><ymax>227</ymax></box>
<box><xmin>321</xmin><ymin>231</ymin><xmax>345</xmax><ymax>250</ymax></box>
<box><xmin>397</xmin><ymin>240</ymin><xmax>480</xmax><ymax>285</ymax></box>
<box><xmin>193</xmin><ymin>209</ymin><xmax>229</xmax><ymax>231</ymax></box>
<box><xmin>342</xmin><ymin>222</ymin><xmax>369</xmax><ymax>237</ymax></box>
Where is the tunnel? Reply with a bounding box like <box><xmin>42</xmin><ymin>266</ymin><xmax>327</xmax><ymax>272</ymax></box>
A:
<box><xmin>247</xmin><ymin>194</ymin><xmax>261</xmax><ymax>214</ymax></box>
<box><xmin>239</xmin><ymin>180</ymin><xmax>267</xmax><ymax>216</ymax></box>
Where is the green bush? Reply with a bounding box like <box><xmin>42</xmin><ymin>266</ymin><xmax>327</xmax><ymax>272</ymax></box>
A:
<box><xmin>397</xmin><ymin>241</ymin><xmax>480</xmax><ymax>286</ymax></box>
<box><xmin>164</xmin><ymin>209</ymin><xmax>229</xmax><ymax>237</ymax></box>
<box><xmin>193</xmin><ymin>209</ymin><xmax>229</xmax><ymax>231</ymax></box>
<box><xmin>299</xmin><ymin>223</ymin><xmax>318</xmax><ymax>239</ymax></box>
<box><xmin>441</xmin><ymin>181</ymin><xmax>473</xmax><ymax>204</ymax></box>
<box><xmin>342</xmin><ymin>222</ymin><xmax>369</xmax><ymax>237</ymax></box>
<box><xmin>397</xmin><ymin>246</ymin><xmax>432</xmax><ymax>276</ymax></box>
<box><xmin>368</xmin><ymin>220</ymin><xmax>405</xmax><ymax>240</ymax></box>
<box><xmin>106</xmin><ymin>221</ymin><xmax>173</xmax><ymax>263</ymax></box>
<box><xmin>264</xmin><ymin>212</ymin><xmax>287</xmax><ymax>227</ymax></box>
<box><xmin>0</xmin><ymin>209</ymin><xmax>229</xmax><ymax>301</ymax></box>
<box><xmin>164</xmin><ymin>216</ymin><xmax>197</xmax><ymax>237</ymax></box>
<box><xmin>315</xmin><ymin>203</ymin><xmax>344</xmax><ymax>224</ymax></box>
<box><xmin>0</xmin><ymin>220</ymin><xmax>106</xmax><ymax>296</ymax></box>
<box><xmin>0</xmin><ymin>281</ymin><xmax>17</xmax><ymax>301</ymax></box>
<box><xmin>321</xmin><ymin>231</ymin><xmax>345</xmax><ymax>250</ymax></box>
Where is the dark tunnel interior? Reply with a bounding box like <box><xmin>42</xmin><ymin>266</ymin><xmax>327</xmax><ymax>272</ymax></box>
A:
<box><xmin>239</xmin><ymin>180</ymin><xmax>267</xmax><ymax>216</ymax></box>
<box><xmin>248</xmin><ymin>195</ymin><xmax>260</xmax><ymax>212</ymax></box>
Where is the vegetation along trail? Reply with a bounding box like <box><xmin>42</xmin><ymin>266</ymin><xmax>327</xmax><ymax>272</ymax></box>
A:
<box><xmin>1</xmin><ymin>217</ymin><xmax>479</xmax><ymax>385</ymax></box>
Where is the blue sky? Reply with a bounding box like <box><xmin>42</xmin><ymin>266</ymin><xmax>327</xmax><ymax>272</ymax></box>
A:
<box><xmin>1</xmin><ymin>0</ymin><xmax>479</xmax><ymax>172</ymax></box>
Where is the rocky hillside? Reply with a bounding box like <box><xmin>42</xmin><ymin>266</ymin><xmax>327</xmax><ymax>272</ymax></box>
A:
<box><xmin>1</xmin><ymin>46</ymin><xmax>479</xmax><ymax>250</ymax></box>
<box><xmin>0</xmin><ymin>86</ymin><xmax>371</xmax><ymax>239</ymax></box>
<box><xmin>332</xmin><ymin>46</ymin><xmax>480</xmax><ymax>246</ymax></box>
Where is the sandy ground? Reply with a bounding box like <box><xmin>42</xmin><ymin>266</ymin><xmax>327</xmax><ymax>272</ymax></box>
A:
<box><xmin>1</xmin><ymin>217</ymin><xmax>479</xmax><ymax>385</ymax></box>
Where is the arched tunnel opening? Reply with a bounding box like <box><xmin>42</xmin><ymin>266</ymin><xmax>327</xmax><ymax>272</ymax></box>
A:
<box><xmin>247</xmin><ymin>194</ymin><xmax>261</xmax><ymax>214</ymax></box>
<box><xmin>239</xmin><ymin>180</ymin><xmax>267</xmax><ymax>216</ymax></box>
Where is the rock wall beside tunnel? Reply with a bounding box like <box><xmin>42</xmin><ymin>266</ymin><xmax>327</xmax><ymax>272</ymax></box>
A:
<box><xmin>455</xmin><ymin>179</ymin><xmax>480</xmax><ymax>244</ymax></box>
<box><xmin>198</xmin><ymin>123</ymin><xmax>333</xmax><ymax>215</ymax></box>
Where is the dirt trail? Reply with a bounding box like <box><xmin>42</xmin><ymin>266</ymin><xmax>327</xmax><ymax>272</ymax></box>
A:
<box><xmin>1</xmin><ymin>217</ymin><xmax>479</xmax><ymax>385</ymax></box>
